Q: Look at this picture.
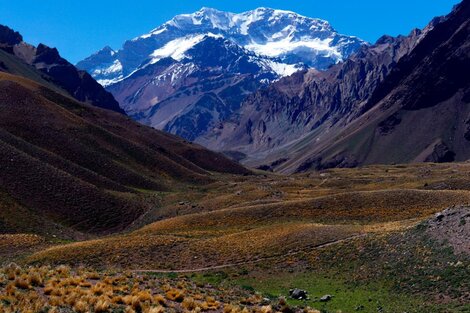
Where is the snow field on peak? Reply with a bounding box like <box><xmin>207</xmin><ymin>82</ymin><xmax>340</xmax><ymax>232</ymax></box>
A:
<box><xmin>150</xmin><ymin>33</ymin><xmax>223</xmax><ymax>64</ymax></box>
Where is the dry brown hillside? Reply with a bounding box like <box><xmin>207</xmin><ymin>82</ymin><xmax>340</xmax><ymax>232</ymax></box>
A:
<box><xmin>0</xmin><ymin>71</ymin><xmax>248</xmax><ymax>238</ymax></box>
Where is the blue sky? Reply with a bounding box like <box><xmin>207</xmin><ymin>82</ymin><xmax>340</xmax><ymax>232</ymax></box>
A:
<box><xmin>0</xmin><ymin>0</ymin><xmax>461</xmax><ymax>64</ymax></box>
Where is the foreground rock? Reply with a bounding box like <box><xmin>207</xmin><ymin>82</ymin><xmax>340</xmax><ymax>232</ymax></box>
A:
<box><xmin>425</xmin><ymin>206</ymin><xmax>470</xmax><ymax>255</ymax></box>
<box><xmin>320</xmin><ymin>294</ymin><xmax>333</xmax><ymax>302</ymax></box>
<box><xmin>289</xmin><ymin>288</ymin><xmax>309</xmax><ymax>300</ymax></box>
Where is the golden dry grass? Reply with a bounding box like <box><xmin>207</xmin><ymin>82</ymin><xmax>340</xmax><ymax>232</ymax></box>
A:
<box><xmin>25</xmin><ymin>162</ymin><xmax>470</xmax><ymax>270</ymax></box>
<box><xmin>0</xmin><ymin>265</ymin><xmax>311</xmax><ymax>313</ymax></box>
<box><xmin>0</xmin><ymin>234</ymin><xmax>44</xmax><ymax>250</ymax></box>
<box><xmin>0</xmin><ymin>234</ymin><xmax>47</xmax><ymax>264</ymax></box>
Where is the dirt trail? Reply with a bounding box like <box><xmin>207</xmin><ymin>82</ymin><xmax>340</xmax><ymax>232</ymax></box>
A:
<box><xmin>132</xmin><ymin>234</ymin><xmax>367</xmax><ymax>274</ymax></box>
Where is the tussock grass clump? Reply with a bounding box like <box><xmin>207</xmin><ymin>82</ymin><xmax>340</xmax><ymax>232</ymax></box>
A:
<box><xmin>28</xmin><ymin>271</ymin><xmax>43</xmax><ymax>287</ymax></box>
<box><xmin>203</xmin><ymin>296</ymin><xmax>220</xmax><ymax>310</ymax></box>
<box><xmin>153</xmin><ymin>294</ymin><xmax>166</xmax><ymax>306</ymax></box>
<box><xmin>1</xmin><ymin>265</ymin><xmax>318</xmax><ymax>313</ymax></box>
<box><xmin>94</xmin><ymin>299</ymin><xmax>110</xmax><ymax>313</ymax></box>
<box><xmin>147</xmin><ymin>306</ymin><xmax>165</xmax><ymax>313</ymax></box>
<box><xmin>13</xmin><ymin>276</ymin><xmax>30</xmax><ymax>289</ymax></box>
<box><xmin>182</xmin><ymin>296</ymin><xmax>197</xmax><ymax>310</ymax></box>
<box><xmin>165</xmin><ymin>288</ymin><xmax>185</xmax><ymax>302</ymax></box>
<box><xmin>74</xmin><ymin>300</ymin><xmax>89</xmax><ymax>313</ymax></box>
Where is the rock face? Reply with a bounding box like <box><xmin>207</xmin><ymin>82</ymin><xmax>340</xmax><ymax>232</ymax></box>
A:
<box><xmin>77</xmin><ymin>7</ymin><xmax>367</xmax><ymax>142</ymax></box>
<box><xmin>205</xmin><ymin>1</ymin><xmax>470</xmax><ymax>173</ymax></box>
<box><xmin>202</xmin><ymin>23</ymin><xmax>424</xmax><ymax>166</ymax></box>
<box><xmin>0</xmin><ymin>25</ymin><xmax>22</xmax><ymax>46</ymax></box>
<box><xmin>107</xmin><ymin>36</ymin><xmax>286</xmax><ymax>141</ymax></box>
<box><xmin>0</xmin><ymin>25</ymin><xmax>124</xmax><ymax>114</ymax></box>
<box><xmin>425</xmin><ymin>206</ymin><xmax>470</xmax><ymax>255</ymax></box>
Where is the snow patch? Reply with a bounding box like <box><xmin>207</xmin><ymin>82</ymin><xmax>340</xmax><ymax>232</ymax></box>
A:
<box><xmin>150</xmin><ymin>33</ymin><xmax>222</xmax><ymax>63</ymax></box>
<box><xmin>245</xmin><ymin>37</ymin><xmax>341</xmax><ymax>60</ymax></box>
<box><xmin>97</xmin><ymin>78</ymin><xmax>122</xmax><ymax>87</ymax></box>
<box><xmin>236</xmin><ymin>9</ymin><xmax>264</xmax><ymax>35</ymax></box>
<box><xmin>92</xmin><ymin>60</ymin><xmax>123</xmax><ymax>86</ymax></box>
<box><xmin>264</xmin><ymin>60</ymin><xmax>299</xmax><ymax>77</ymax></box>
<box><xmin>271</xmin><ymin>25</ymin><xmax>295</xmax><ymax>40</ymax></box>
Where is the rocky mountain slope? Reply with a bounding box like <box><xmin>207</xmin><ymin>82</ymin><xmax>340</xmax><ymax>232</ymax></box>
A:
<box><xmin>77</xmin><ymin>8</ymin><xmax>366</xmax><ymax>142</ymax></box>
<box><xmin>286</xmin><ymin>0</ymin><xmax>470</xmax><ymax>172</ymax></box>
<box><xmin>0</xmin><ymin>26</ymin><xmax>249</xmax><ymax>238</ymax></box>
<box><xmin>202</xmin><ymin>29</ymin><xmax>424</xmax><ymax>161</ymax></box>
<box><xmin>0</xmin><ymin>25</ymin><xmax>124</xmax><ymax>113</ymax></box>
<box><xmin>107</xmin><ymin>36</ymin><xmax>289</xmax><ymax>141</ymax></box>
<box><xmin>207</xmin><ymin>1</ymin><xmax>469</xmax><ymax>172</ymax></box>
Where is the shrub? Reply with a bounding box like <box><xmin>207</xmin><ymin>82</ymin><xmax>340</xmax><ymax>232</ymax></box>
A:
<box><xmin>165</xmin><ymin>288</ymin><xmax>185</xmax><ymax>302</ymax></box>
<box><xmin>14</xmin><ymin>277</ymin><xmax>31</xmax><ymax>289</ymax></box>
<box><xmin>56</xmin><ymin>265</ymin><xmax>70</xmax><ymax>277</ymax></box>
<box><xmin>146</xmin><ymin>307</ymin><xmax>165</xmax><ymax>313</ymax></box>
<box><xmin>28</xmin><ymin>272</ymin><xmax>43</xmax><ymax>287</ymax></box>
<box><xmin>182</xmin><ymin>297</ymin><xmax>196</xmax><ymax>310</ymax></box>
<box><xmin>95</xmin><ymin>299</ymin><xmax>110</xmax><ymax>313</ymax></box>
<box><xmin>136</xmin><ymin>290</ymin><xmax>152</xmax><ymax>302</ymax></box>
<box><xmin>74</xmin><ymin>300</ymin><xmax>89</xmax><ymax>313</ymax></box>
<box><xmin>153</xmin><ymin>294</ymin><xmax>166</xmax><ymax>306</ymax></box>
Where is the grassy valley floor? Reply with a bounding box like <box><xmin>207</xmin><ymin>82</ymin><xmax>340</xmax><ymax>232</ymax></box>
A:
<box><xmin>1</xmin><ymin>163</ymin><xmax>469</xmax><ymax>312</ymax></box>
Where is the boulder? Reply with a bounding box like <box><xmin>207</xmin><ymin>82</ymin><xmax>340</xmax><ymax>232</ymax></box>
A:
<box><xmin>320</xmin><ymin>294</ymin><xmax>333</xmax><ymax>302</ymax></box>
<box><xmin>289</xmin><ymin>288</ymin><xmax>309</xmax><ymax>300</ymax></box>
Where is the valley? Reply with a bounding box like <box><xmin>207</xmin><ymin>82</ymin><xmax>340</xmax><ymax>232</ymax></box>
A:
<box><xmin>2</xmin><ymin>162</ymin><xmax>469</xmax><ymax>312</ymax></box>
<box><xmin>0</xmin><ymin>1</ymin><xmax>469</xmax><ymax>312</ymax></box>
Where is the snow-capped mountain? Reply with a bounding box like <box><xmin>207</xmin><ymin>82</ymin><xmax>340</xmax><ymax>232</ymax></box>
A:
<box><xmin>77</xmin><ymin>7</ymin><xmax>367</xmax><ymax>143</ymax></box>
<box><xmin>78</xmin><ymin>7</ymin><xmax>366</xmax><ymax>87</ymax></box>
<box><xmin>106</xmin><ymin>35</ymin><xmax>292</xmax><ymax>141</ymax></box>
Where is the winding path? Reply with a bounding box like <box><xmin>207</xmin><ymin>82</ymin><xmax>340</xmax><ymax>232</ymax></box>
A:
<box><xmin>132</xmin><ymin>233</ymin><xmax>367</xmax><ymax>274</ymax></box>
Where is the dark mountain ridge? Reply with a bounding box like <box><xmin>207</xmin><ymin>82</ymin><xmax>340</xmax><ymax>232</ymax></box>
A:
<box><xmin>288</xmin><ymin>0</ymin><xmax>470</xmax><ymax>171</ymax></box>
<box><xmin>0</xmin><ymin>24</ymin><xmax>124</xmax><ymax>113</ymax></box>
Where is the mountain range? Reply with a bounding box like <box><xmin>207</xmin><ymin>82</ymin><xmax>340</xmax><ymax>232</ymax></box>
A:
<box><xmin>75</xmin><ymin>3</ymin><xmax>470</xmax><ymax>174</ymax></box>
<box><xmin>203</xmin><ymin>25</ymin><xmax>428</xmax><ymax>168</ymax></box>
<box><xmin>1</xmin><ymin>1</ymin><xmax>468</xmax><ymax>188</ymax></box>
<box><xmin>77</xmin><ymin>7</ymin><xmax>367</xmax><ymax>142</ymax></box>
<box><xmin>213</xmin><ymin>0</ymin><xmax>470</xmax><ymax>173</ymax></box>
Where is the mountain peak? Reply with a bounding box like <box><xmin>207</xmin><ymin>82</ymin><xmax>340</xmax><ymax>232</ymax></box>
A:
<box><xmin>197</xmin><ymin>7</ymin><xmax>223</xmax><ymax>14</ymax></box>
<box><xmin>79</xmin><ymin>7</ymin><xmax>366</xmax><ymax>88</ymax></box>
<box><xmin>0</xmin><ymin>24</ymin><xmax>23</xmax><ymax>46</ymax></box>
<box><xmin>100</xmin><ymin>45</ymin><xmax>116</xmax><ymax>54</ymax></box>
<box><xmin>250</xmin><ymin>7</ymin><xmax>296</xmax><ymax>16</ymax></box>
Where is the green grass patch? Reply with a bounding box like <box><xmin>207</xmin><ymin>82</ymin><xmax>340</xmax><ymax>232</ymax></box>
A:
<box><xmin>189</xmin><ymin>271</ymin><xmax>229</xmax><ymax>286</ymax></box>
<box><xmin>233</xmin><ymin>271</ymin><xmax>437</xmax><ymax>313</ymax></box>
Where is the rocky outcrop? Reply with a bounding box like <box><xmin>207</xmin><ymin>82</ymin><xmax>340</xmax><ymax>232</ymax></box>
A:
<box><xmin>425</xmin><ymin>206</ymin><xmax>470</xmax><ymax>255</ymax></box>
<box><xmin>0</xmin><ymin>25</ymin><xmax>124</xmax><ymax>114</ymax></box>
<box><xmin>203</xmin><ymin>24</ymin><xmax>424</xmax><ymax>165</ymax></box>
<box><xmin>0</xmin><ymin>25</ymin><xmax>22</xmax><ymax>46</ymax></box>
<box><xmin>288</xmin><ymin>0</ymin><xmax>470</xmax><ymax>172</ymax></box>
